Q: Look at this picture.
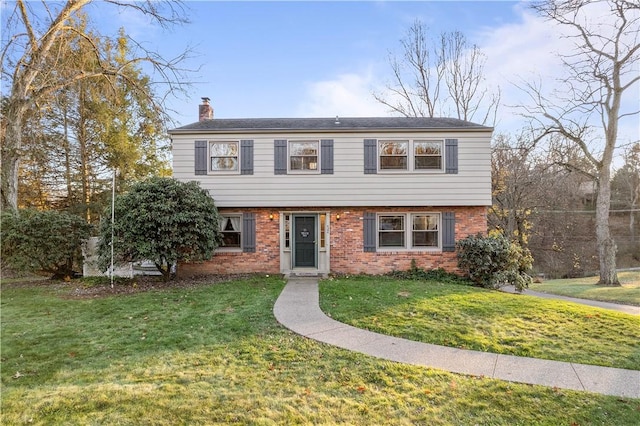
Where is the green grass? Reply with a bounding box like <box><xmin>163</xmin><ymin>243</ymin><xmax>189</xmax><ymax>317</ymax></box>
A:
<box><xmin>320</xmin><ymin>275</ymin><xmax>640</xmax><ymax>370</ymax></box>
<box><xmin>1</xmin><ymin>276</ymin><xmax>639</xmax><ymax>425</ymax></box>
<box><xmin>531</xmin><ymin>271</ymin><xmax>640</xmax><ymax>306</ymax></box>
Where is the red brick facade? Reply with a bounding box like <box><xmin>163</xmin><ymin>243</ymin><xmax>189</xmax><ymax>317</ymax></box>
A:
<box><xmin>178</xmin><ymin>206</ymin><xmax>487</xmax><ymax>277</ymax></box>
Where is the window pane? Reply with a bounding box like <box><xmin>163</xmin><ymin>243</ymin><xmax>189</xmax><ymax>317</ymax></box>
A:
<box><xmin>289</xmin><ymin>141</ymin><xmax>319</xmax><ymax>171</ymax></box>
<box><xmin>220</xmin><ymin>215</ymin><xmax>242</xmax><ymax>248</ymax></box>
<box><xmin>379</xmin><ymin>216</ymin><xmax>404</xmax><ymax>231</ymax></box>
<box><xmin>415</xmin><ymin>141</ymin><xmax>442</xmax><ymax>170</ymax></box>
<box><xmin>290</xmin><ymin>156</ymin><xmax>303</xmax><ymax>170</ymax></box>
<box><xmin>413</xmin><ymin>215</ymin><xmax>438</xmax><ymax>230</ymax></box>
<box><xmin>290</xmin><ymin>142</ymin><xmax>318</xmax><ymax>155</ymax></box>
<box><xmin>379</xmin><ymin>231</ymin><xmax>404</xmax><ymax>247</ymax></box>
<box><xmin>210</xmin><ymin>142</ymin><xmax>238</xmax><ymax>156</ymax></box>
<box><xmin>290</xmin><ymin>156</ymin><xmax>318</xmax><ymax>170</ymax></box>
<box><xmin>222</xmin><ymin>232</ymin><xmax>241</xmax><ymax>247</ymax></box>
<box><xmin>379</xmin><ymin>141</ymin><xmax>407</xmax><ymax>155</ymax></box>
<box><xmin>380</xmin><ymin>156</ymin><xmax>407</xmax><ymax>170</ymax></box>
<box><xmin>379</xmin><ymin>141</ymin><xmax>408</xmax><ymax>170</ymax></box>
<box><xmin>413</xmin><ymin>231</ymin><xmax>438</xmax><ymax>247</ymax></box>
<box><xmin>415</xmin><ymin>156</ymin><xmax>442</xmax><ymax>170</ymax></box>
<box><xmin>414</xmin><ymin>141</ymin><xmax>441</xmax><ymax>155</ymax></box>
<box><xmin>211</xmin><ymin>157</ymin><xmax>238</xmax><ymax>171</ymax></box>
<box><xmin>304</xmin><ymin>157</ymin><xmax>318</xmax><ymax>170</ymax></box>
<box><xmin>320</xmin><ymin>214</ymin><xmax>326</xmax><ymax>248</ymax></box>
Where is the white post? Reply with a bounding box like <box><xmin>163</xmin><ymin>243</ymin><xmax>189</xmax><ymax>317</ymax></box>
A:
<box><xmin>110</xmin><ymin>169</ymin><xmax>116</xmax><ymax>288</ymax></box>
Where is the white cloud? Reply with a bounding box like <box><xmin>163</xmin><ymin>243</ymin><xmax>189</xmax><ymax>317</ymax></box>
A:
<box><xmin>477</xmin><ymin>1</ymin><xmax>639</xmax><ymax>158</ymax></box>
<box><xmin>296</xmin><ymin>70</ymin><xmax>391</xmax><ymax>117</ymax></box>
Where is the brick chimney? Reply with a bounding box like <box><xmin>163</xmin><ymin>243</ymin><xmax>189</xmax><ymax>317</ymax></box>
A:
<box><xmin>199</xmin><ymin>97</ymin><xmax>213</xmax><ymax>121</ymax></box>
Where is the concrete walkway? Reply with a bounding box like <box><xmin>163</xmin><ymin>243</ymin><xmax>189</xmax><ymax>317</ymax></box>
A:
<box><xmin>273</xmin><ymin>277</ymin><xmax>640</xmax><ymax>398</ymax></box>
<box><xmin>501</xmin><ymin>285</ymin><xmax>640</xmax><ymax>316</ymax></box>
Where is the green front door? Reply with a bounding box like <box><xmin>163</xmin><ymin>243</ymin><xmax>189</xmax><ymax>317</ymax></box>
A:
<box><xmin>293</xmin><ymin>216</ymin><xmax>316</xmax><ymax>268</ymax></box>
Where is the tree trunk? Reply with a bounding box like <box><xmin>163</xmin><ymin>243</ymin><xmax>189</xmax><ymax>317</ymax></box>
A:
<box><xmin>1</xmin><ymin>101</ymin><xmax>25</xmax><ymax>212</ymax></box>
<box><xmin>595</xmin><ymin>164</ymin><xmax>620</xmax><ymax>286</ymax></box>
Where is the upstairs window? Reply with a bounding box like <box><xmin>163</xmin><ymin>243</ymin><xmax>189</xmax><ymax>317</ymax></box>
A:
<box><xmin>376</xmin><ymin>140</ymin><xmax>444</xmax><ymax>172</ymax></box>
<box><xmin>379</xmin><ymin>140</ymin><xmax>408</xmax><ymax>170</ymax></box>
<box><xmin>210</xmin><ymin>142</ymin><xmax>238</xmax><ymax>172</ymax></box>
<box><xmin>219</xmin><ymin>215</ymin><xmax>242</xmax><ymax>248</ymax></box>
<box><xmin>414</xmin><ymin>141</ymin><xmax>443</xmax><ymax>170</ymax></box>
<box><xmin>289</xmin><ymin>141</ymin><xmax>319</xmax><ymax>172</ymax></box>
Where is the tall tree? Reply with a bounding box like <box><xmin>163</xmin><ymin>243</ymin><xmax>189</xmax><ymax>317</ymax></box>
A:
<box><xmin>1</xmin><ymin>0</ymin><xmax>189</xmax><ymax>212</ymax></box>
<box><xmin>374</xmin><ymin>20</ymin><xmax>500</xmax><ymax>125</ymax></box>
<box><xmin>519</xmin><ymin>0</ymin><xmax>639</xmax><ymax>285</ymax></box>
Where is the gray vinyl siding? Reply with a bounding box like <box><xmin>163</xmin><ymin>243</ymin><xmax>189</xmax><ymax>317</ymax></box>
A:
<box><xmin>172</xmin><ymin>130</ymin><xmax>491</xmax><ymax>208</ymax></box>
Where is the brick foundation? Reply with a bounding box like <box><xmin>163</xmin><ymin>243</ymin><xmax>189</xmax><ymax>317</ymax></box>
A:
<box><xmin>178</xmin><ymin>206</ymin><xmax>487</xmax><ymax>277</ymax></box>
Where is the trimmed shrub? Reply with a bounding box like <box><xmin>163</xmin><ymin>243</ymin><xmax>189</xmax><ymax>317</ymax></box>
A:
<box><xmin>456</xmin><ymin>233</ymin><xmax>533</xmax><ymax>292</ymax></box>
<box><xmin>1</xmin><ymin>209</ymin><xmax>92</xmax><ymax>280</ymax></box>
<box><xmin>98</xmin><ymin>177</ymin><xmax>221</xmax><ymax>281</ymax></box>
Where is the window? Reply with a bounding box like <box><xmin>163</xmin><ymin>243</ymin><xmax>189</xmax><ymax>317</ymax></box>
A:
<box><xmin>210</xmin><ymin>142</ymin><xmax>238</xmax><ymax>172</ymax></box>
<box><xmin>414</xmin><ymin>141</ymin><xmax>442</xmax><ymax>170</ymax></box>
<box><xmin>219</xmin><ymin>215</ymin><xmax>242</xmax><ymax>248</ymax></box>
<box><xmin>289</xmin><ymin>141</ymin><xmax>319</xmax><ymax>171</ymax></box>
<box><xmin>284</xmin><ymin>214</ymin><xmax>291</xmax><ymax>248</ymax></box>
<box><xmin>379</xmin><ymin>140</ymin><xmax>408</xmax><ymax>170</ymax></box>
<box><xmin>412</xmin><ymin>214</ymin><xmax>439</xmax><ymax>247</ymax></box>
<box><xmin>377</xmin><ymin>140</ymin><xmax>443</xmax><ymax>172</ymax></box>
<box><xmin>378</xmin><ymin>215</ymin><xmax>405</xmax><ymax>247</ymax></box>
<box><xmin>377</xmin><ymin>213</ymin><xmax>440</xmax><ymax>249</ymax></box>
<box><xmin>319</xmin><ymin>213</ymin><xmax>326</xmax><ymax>248</ymax></box>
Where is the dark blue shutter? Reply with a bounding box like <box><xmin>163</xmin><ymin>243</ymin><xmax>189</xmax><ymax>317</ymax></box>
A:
<box><xmin>274</xmin><ymin>140</ymin><xmax>287</xmax><ymax>175</ymax></box>
<box><xmin>445</xmin><ymin>139</ymin><xmax>458</xmax><ymax>174</ymax></box>
<box><xmin>242</xmin><ymin>212</ymin><xmax>256</xmax><ymax>253</ymax></box>
<box><xmin>364</xmin><ymin>139</ymin><xmax>377</xmax><ymax>174</ymax></box>
<box><xmin>240</xmin><ymin>140</ymin><xmax>254</xmax><ymax>175</ymax></box>
<box><xmin>442</xmin><ymin>212</ymin><xmax>456</xmax><ymax>252</ymax></box>
<box><xmin>363</xmin><ymin>212</ymin><xmax>376</xmax><ymax>252</ymax></box>
<box><xmin>321</xmin><ymin>139</ymin><xmax>334</xmax><ymax>174</ymax></box>
<box><xmin>195</xmin><ymin>140</ymin><xmax>207</xmax><ymax>175</ymax></box>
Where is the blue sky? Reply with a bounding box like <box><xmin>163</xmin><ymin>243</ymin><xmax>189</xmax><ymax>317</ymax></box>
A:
<box><xmin>93</xmin><ymin>1</ymin><xmax>528</xmax><ymax>126</ymax></box>
<box><xmin>3</xmin><ymin>1</ymin><xmax>638</xmax><ymax>152</ymax></box>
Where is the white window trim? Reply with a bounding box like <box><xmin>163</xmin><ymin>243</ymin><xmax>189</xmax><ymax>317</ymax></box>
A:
<box><xmin>217</xmin><ymin>213</ymin><xmax>243</xmax><ymax>252</ymax></box>
<box><xmin>288</xmin><ymin>140</ymin><xmax>320</xmax><ymax>174</ymax></box>
<box><xmin>377</xmin><ymin>140</ymin><xmax>445</xmax><ymax>174</ymax></box>
<box><xmin>376</xmin><ymin>212</ymin><xmax>441</xmax><ymax>251</ymax></box>
<box><xmin>209</xmin><ymin>141</ymin><xmax>240</xmax><ymax>175</ymax></box>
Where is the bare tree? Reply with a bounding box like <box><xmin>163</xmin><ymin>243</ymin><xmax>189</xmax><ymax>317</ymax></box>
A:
<box><xmin>518</xmin><ymin>0</ymin><xmax>639</xmax><ymax>285</ymax></box>
<box><xmin>374</xmin><ymin>20</ymin><xmax>500</xmax><ymax>124</ymax></box>
<box><xmin>1</xmin><ymin>0</ymin><xmax>191</xmax><ymax>212</ymax></box>
<box><xmin>490</xmin><ymin>132</ymin><xmax>542</xmax><ymax>248</ymax></box>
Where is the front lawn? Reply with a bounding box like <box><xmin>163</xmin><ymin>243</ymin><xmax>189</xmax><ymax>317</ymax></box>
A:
<box><xmin>320</xmin><ymin>275</ymin><xmax>640</xmax><ymax>370</ymax></box>
<box><xmin>2</xmin><ymin>276</ymin><xmax>639</xmax><ymax>425</ymax></box>
<box><xmin>531</xmin><ymin>270</ymin><xmax>640</xmax><ymax>306</ymax></box>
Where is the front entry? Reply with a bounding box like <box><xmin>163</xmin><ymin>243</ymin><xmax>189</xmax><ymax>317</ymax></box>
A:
<box><xmin>293</xmin><ymin>215</ymin><xmax>316</xmax><ymax>268</ymax></box>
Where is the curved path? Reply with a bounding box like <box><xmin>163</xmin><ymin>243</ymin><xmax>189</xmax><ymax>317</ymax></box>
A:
<box><xmin>273</xmin><ymin>277</ymin><xmax>639</xmax><ymax>398</ymax></box>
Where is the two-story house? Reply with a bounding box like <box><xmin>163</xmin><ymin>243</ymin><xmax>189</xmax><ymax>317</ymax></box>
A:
<box><xmin>168</xmin><ymin>99</ymin><xmax>492</xmax><ymax>277</ymax></box>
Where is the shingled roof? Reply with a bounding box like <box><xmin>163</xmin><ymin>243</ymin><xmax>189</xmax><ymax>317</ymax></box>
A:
<box><xmin>169</xmin><ymin>116</ymin><xmax>492</xmax><ymax>134</ymax></box>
